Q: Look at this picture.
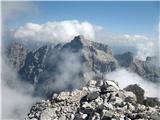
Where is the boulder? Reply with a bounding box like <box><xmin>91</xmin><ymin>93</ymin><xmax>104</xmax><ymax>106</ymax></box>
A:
<box><xmin>103</xmin><ymin>101</ymin><xmax>114</xmax><ymax>110</ymax></box>
<box><xmin>124</xmin><ymin>84</ymin><xmax>144</xmax><ymax>104</ymax></box>
<box><xmin>100</xmin><ymin>80</ymin><xmax>119</xmax><ymax>93</ymax></box>
<box><xmin>101</xmin><ymin>110</ymin><xmax>114</xmax><ymax>120</ymax></box>
<box><xmin>55</xmin><ymin>91</ymin><xmax>70</xmax><ymax>101</ymax></box>
<box><xmin>150</xmin><ymin>112</ymin><xmax>160</xmax><ymax>120</ymax></box>
<box><xmin>87</xmin><ymin>80</ymin><xmax>97</xmax><ymax>87</ymax></box>
<box><xmin>40</xmin><ymin>108</ymin><xmax>56</xmax><ymax>120</ymax></box>
<box><xmin>143</xmin><ymin>97</ymin><xmax>160</xmax><ymax>107</ymax></box>
<box><xmin>124</xmin><ymin>91</ymin><xmax>137</xmax><ymax>103</ymax></box>
<box><xmin>87</xmin><ymin>91</ymin><xmax>99</xmax><ymax>101</ymax></box>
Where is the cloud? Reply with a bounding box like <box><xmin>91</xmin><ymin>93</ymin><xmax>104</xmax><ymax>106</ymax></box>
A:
<box><xmin>53</xmin><ymin>50</ymin><xmax>85</xmax><ymax>91</ymax></box>
<box><xmin>1</xmin><ymin>57</ymin><xmax>39</xmax><ymax>120</ymax></box>
<box><xmin>119</xmin><ymin>34</ymin><xmax>154</xmax><ymax>60</ymax></box>
<box><xmin>104</xmin><ymin>34</ymin><xmax>155</xmax><ymax>60</ymax></box>
<box><xmin>156</xmin><ymin>21</ymin><xmax>160</xmax><ymax>66</ymax></box>
<box><xmin>13</xmin><ymin>20</ymin><xmax>102</xmax><ymax>43</ymax></box>
<box><xmin>4</xmin><ymin>19</ymin><xmax>156</xmax><ymax>61</ymax></box>
<box><xmin>2</xmin><ymin>85</ymin><xmax>38</xmax><ymax>120</ymax></box>
<box><xmin>105</xmin><ymin>68</ymin><xmax>160</xmax><ymax>98</ymax></box>
<box><xmin>1</xmin><ymin>1</ymin><xmax>38</xmax><ymax>45</ymax></box>
<box><xmin>35</xmin><ymin>49</ymin><xmax>86</xmax><ymax>97</ymax></box>
<box><xmin>2</xmin><ymin>1</ymin><xmax>37</xmax><ymax>22</ymax></box>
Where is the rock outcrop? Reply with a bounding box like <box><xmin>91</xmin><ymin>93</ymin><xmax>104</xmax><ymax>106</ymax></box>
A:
<box><xmin>124</xmin><ymin>84</ymin><xmax>145</xmax><ymax>104</ymax></box>
<box><xmin>7</xmin><ymin>42</ymin><xmax>28</xmax><ymax>71</ymax></box>
<box><xmin>115</xmin><ymin>52</ymin><xmax>134</xmax><ymax>68</ymax></box>
<box><xmin>130</xmin><ymin>58</ymin><xmax>160</xmax><ymax>82</ymax></box>
<box><xmin>25</xmin><ymin>79</ymin><xmax>160</xmax><ymax>120</ymax></box>
<box><xmin>19</xmin><ymin>45</ymin><xmax>49</xmax><ymax>84</ymax></box>
<box><xmin>115</xmin><ymin>52</ymin><xmax>160</xmax><ymax>82</ymax></box>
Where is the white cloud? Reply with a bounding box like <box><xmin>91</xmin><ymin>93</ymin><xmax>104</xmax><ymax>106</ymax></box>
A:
<box><xmin>157</xmin><ymin>21</ymin><xmax>160</xmax><ymax>66</ymax></box>
<box><xmin>109</xmin><ymin>34</ymin><xmax>155</xmax><ymax>60</ymax></box>
<box><xmin>13</xmin><ymin>20</ymin><xmax>102</xmax><ymax>43</ymax></box>
<box><xmin>1</xmin><ymin>1</ymin><xmax>38</xmax><ymax>38</ymax></box>
<box><xmin>2</xmin><ymin>1</ymin><xmax>37</xmax><ymax>21</ymax></box>
<box><xmin>1</xmin><ymin>57</ymin><xmax>39</xmax><ymax>120</ymax></box>
<box><xmin>6</xmin><ymin>19</ymin><xmax>156</xmax><ymax>60</ymax></box>
<box><xmin>85</xmin><ymin>28</ymin><xmax>155</xmax><ymax>60</ymax></box>
<box><xmin>105</xmin><ymin>69</ymin><xmax>160</xmax><ymax>98</ymax></box>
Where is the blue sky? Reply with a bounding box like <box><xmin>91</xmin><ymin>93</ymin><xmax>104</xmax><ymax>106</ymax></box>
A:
<box><xmin>5</xmin><ymin>1</ymin><xmax>159</xmax><ymax>38</ymax></box>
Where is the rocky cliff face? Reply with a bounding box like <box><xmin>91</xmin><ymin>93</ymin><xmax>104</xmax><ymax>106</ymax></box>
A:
<box><xmin>130</xmin><ymin>58</ymin><xmax>160</xmax><ymax>82</ymax></box>
<box><xmin>7</xmin><ymin>35</ymin><xmax>160</xmax><ymax>98</ymax></box>
<box><xmin>25</xmin><ymin>79</ymin><xmax>160</xmax><ymax>120</ymax></box>
<box><xmin>16</xmin><ymin>35</ymin><xmax>119</xmax><ymax>98</ymax></box>
<box><xmin>7</xmin><ymin>42</ymin><xmax>28</xmax><ymax>71</ymax></box>
<box><xmin>115</xmin><ymin>52</ymin><xmax>134</xmax><ymax>68</ymax></box>
<box><xmin>115</xmin><ymin>52</ymin><xmax>160</xmax><ymax>82</ymax></box>
<box><xmin>19</xmin><ymin>45</ymin><xmax>49</xmax><ymax>84</ymax></box>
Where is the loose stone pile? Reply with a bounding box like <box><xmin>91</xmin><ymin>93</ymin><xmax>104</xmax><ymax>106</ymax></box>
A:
<box><xmin>25</xmin><ymin>79</ymin><xmax>160</xmax><ymax>120</ymax></box>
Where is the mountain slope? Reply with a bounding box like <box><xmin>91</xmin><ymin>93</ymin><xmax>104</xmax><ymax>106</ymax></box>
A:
<box><xmin>115</xmin><ymin>53</ymin><xmax>160</xmax><ymax>82</ymax></box>
<box><xmin>7</xmin><ymin>35</ymin><xmax>160</xmax><ymax>98</ymax></box>
<box><xmin>15</xmin><ymin>35</ymin><xmax>119</xmax><ymax>97</ymax></box>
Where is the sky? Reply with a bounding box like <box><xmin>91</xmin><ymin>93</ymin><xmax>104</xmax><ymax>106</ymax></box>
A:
<box><xmin>3</xmin><ymin>1</ymin><xmax>159</xmax><ymax>38</ymax></box>
<box><xmin>1</xmin><ymin>1</ymin><xmax>160</xmax><ymax>61</ymax></box>
<box><xmin>1</xmin><ymin>2</ymin><xmax>160</xmax><ymax>119</ymax></box>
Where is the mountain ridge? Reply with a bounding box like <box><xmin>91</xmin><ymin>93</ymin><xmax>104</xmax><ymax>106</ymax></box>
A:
<box><xmin>7</xmin><ymin>35</ymin><xmax>160</xmax><ymax>98</ymax></box>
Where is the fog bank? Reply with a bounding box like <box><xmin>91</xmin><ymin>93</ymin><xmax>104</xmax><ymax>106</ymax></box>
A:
<box><xmin>105</xmin><ymin>68</ymin><xmax>160</xmax><ymax>98</ymax></box>
<box><xmin>1</xmin><ymin>57</ymin><xmax>40</xmax><ymax>120</ymax></box>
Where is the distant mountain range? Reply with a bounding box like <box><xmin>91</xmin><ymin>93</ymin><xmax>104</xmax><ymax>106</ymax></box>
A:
<box><xmin>7</xmin><ymin>35</ymin><xmax>160</xmax><ymax>98</ymax></box>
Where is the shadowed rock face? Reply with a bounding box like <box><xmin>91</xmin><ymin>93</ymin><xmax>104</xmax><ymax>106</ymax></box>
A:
<box><xmin>25</xmin><ymin>79</ymin><xmax>160</xmax><ymax>120</ymax></box>
<box><xmin>115</xmin><ymin>52</ymin><xmax>134</xmax><ymax>68</ymax></box>
<box><xmin>19</xmin><ymin>45</ymin><xmax>49</xmax><ymax>84</ymax></box>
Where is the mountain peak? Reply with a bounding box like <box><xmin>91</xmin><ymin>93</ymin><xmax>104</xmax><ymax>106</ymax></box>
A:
<box><xmin>62</xmin><ymin>35</ymin><xmax>91</xmax><ymax>51</ymax></box>
<box><xmin>73</xmin><ymin>35</ymin><xmax>91</xmax><ymax>46</ymax></box>
<box><xmin>75</xmin><ymin>35</ymin><xmax>85</xmax><ymax>40</ymax></box>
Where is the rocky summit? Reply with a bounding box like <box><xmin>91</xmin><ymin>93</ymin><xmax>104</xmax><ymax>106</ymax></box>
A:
<box><xmin>25</xmin><ymin>79</ymin><xmax>160</xmax><ymax>120</ymax></box>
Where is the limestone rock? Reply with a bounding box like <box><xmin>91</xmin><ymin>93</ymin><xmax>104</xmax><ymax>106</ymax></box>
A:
<box><xmin>55</xmin><ymin>91</ymin><xmax>70</xmax><ymax>101</ymax></box>
<box><xmin>144</xmin><ymin>97</ymin><xmax>160</xmax><ymax>107</ymax></box>
<box><xmin>124</xmin><ymin>84</ymin><xmax>144</xmax><ymax>104</ymax></box>
<box><xmin>87</xmin><ymin>91</ymin><xmax>99</xmax><ymax>101</ymax></box>
<box><xmin>26</xmin><ymin>79</ymin><xmax>160</xmax><ymax>120</ymax></box>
